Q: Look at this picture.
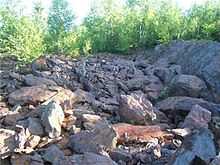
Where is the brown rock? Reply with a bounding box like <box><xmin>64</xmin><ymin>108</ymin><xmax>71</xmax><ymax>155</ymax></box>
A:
<box><xmin>182</xmin><ymin>104</ymin><xmax>211</xmax><ymax>129</ymax></box>
<box><xmin>118</xmin><ymin>93</ymin><xmax>156</xmax><ymax>124</ymax></box>
<box><xmin>25</xmin><ymin>135</ymin><xmax>41</xmax><ymax>149</ymax></box>
<box><xmin>0</xmin><ymin>129</ymin><xmax>16</xmax><ymax>159</ymax></box>
<box><xmin>112</xmin><ymin>123</ymin><xmax>173</xmax><ymax>143</ymax></box>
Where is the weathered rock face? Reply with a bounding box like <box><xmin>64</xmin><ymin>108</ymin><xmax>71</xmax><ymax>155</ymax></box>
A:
<box><xmin>169</xmin><ymin>128</ymin><xmax>216</xmax><ymax>165</ymax></box>
<box><xmin>42</xmin><ymin>145</ymin><xmax>65</xmax><ymax>164</ymax></box>
<box><xmin>155</xmin><ymin>40</ymin><xmax>220</xmax><ymax>102</ymax></box>
<box><xmin>118</xmin><ymin>93</ymin><xmax>156</xmax><ymax>124</ymax></box>
<box><xmin>156</xmin><ymin>96</ymin><xmax>220</xmax><ymax>114</ymax></box>
<box><xmin>10</xmin><ymin>153</ymin><xmax>43</xmax><ymax>165</ymax></box>
<box><xmin>40</xmin><ymin>101</ymin><xmax>64</xmax><ymax>138</ymax></box>
<box><xmin>68</xmin><ymin>121</ymin><xmax>117</xmax><ymax>154</ymax></box>
<box><xmin>0</xmin><ymin>129</ymin><xmax>16</xmax><ymax>159</ymax></box>
<box><xmin>182</xmin><ymin>104</ymin><xmax>211</xmax><ymax>129</ymax></box>
<box><xmin>24</xmin><ymin>74</ymin><xmax>57</xmax><ymax>86</ymax></box>
<box><xmin>168</xmin><ymin>74</ymin><xmax>207</xmax><ymax>97</ymax></box>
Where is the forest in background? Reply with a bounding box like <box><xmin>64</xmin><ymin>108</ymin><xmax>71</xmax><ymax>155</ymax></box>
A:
<box><xmin>0</xmin><ymin>0</ymin><xmax>220</xmax><ymax>64</ymax></box>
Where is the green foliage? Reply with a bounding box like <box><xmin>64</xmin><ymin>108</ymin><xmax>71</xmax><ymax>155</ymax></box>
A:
<box><xmin>45</xmin><ymin>0</ymin><xmax>75</xmax><ymax>54</ymax></box>
<box><xmin>0</xmin><ymin>9</ymin><xmax>44</xmax><ymax>64</ymax></box>
<box><xmin>0</xmin><ymin>0</ymin><xmax>220</xmax><ymax>63</ymax></box>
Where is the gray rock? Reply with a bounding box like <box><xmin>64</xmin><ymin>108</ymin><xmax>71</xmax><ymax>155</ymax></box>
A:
<box><xmin>54</xmin><ymin>152</ymin><xmax>117</xmax><ymax>165</ymax></box>
<box><xmin>118</xmin><ymin>93</ymin><xmax>156</xmax><ymax>124</ymax></box>
<box><xmin>27</xmin><ymin>117</ymin><xmax>44</xmax><ymax>136</ymax></box>
<box><xmin>109</xmin><ymin>149</ymin><xmax>132</xmax><ymax>163</ymax></box>
<box><xmin>156</xmin><ymin>96</ymin><xmax>220</xmax><ymax>114</ymax></box>
<box><xmin>24</xmin><ymin>74</ymin><xmax>57</xmax><ymax>86</ymax></box>
<box><xmin>168</xmin><ymin>74</ymin><xmax>207</xmax><ymax>97</ymax></box>
<box><xmin>169</xmin><ymin>128</ymin><xmax>216</xmax><ymax>165</ymax></box>
<box><xmin>68</xmin><ymin>120</ymin><xmax>117</xmax><ymax>154</ymax></box>
<box><xmin>41</xmin><ymin>101</ymin><xmax>64</xmax><ymax>138</ymax></box>
<box><xmin>42</xmin><ymin>145</ymin><xmax>65</xmax><ymax>164</ymax></box>
<box><xmin>155</xmin><ymin>40</ymin><xmax>220</xmax><ymax>102</ymax></box>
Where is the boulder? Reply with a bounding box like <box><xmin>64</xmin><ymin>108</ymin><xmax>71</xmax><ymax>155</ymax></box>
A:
<box><xmin>182</xmin><ymin>104</ymin><xmax>211</xmax><ymax>129</ymax></box>
<box><xmin>156</xmin><ymin>96</ymin><xmax>220</xmax><ymax>114</ymax></box>
<box><xmin>53</xmin><ymin>152</ymin><xmax>117</xmax><ymax>165</ymax></box>
<box><xmin>27</xmin><ymin>117</ymin><xmax>44</xmax><ymax>136</ymax></box>
<box><xmin>112</xmin><ymin>123</ymin><xmax>173</xmax><ymax>143</ymax></box>
<box><xmin>8</xmin><ymin>86</ymin><xmax>81</xmax><ymax>110</ymax></box>
<box><xmin>42</xmin><ymin>145</ymin><xmax>65</xmax><ymax>164</ymax></box>
<box><xmin>155</xmin><ymin>40</ymin><xmax>220</xmax><ymax>102</ymax></box>
<box><xmin>41</xmin><ymin>101</ymin><xmax>64</xmax><ymax>138</ymax></box>
<box><xmin>168</xmin><ymin>74</ymin><xmax>207</xmax><ymax>97</ymax></box>
<box><xmin>0</xmin><ymin>129</ymin><xmax>16</xmax><ymax>159</ymax></box>
<box><xmin>68</xmin><ymin>121</ymin><xmax>117</xmax><ymax>154</ymax></box>
<box><xmin>24</xmin><ymin>74</ymin><xmax>57</xmax><ymax>86</ymax></box>
<box><xmin>11</xmin><ymin>153</ymin><xmax>43</xmax><ymax>165</ymax></box>
<box><xmin>109</xmin><ymin>148</ymin><xmax>132</xmax><ymax>163</ymax></box>
<box><xmin>169</xmin><ymin>128</ymin><xmax>216</xmax><ymax>165</ymax></box>
<box><xmin>81</xmin><ymin>114</ymin><xmax>102</xmax><ymax>130</ymax></box>
<box><xmin>118</xmin><ymin>93</ymin><xmax>156</xmax><ymax>124</ymax></box>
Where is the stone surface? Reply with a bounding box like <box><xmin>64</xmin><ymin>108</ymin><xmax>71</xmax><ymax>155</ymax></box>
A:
<box><xmin>118</xmin><ymin>93</ymin><xmax>156</xmax><ymax>124</ymax></box>
<box><xmin>41</xmin><ymin>101</ymin><xmax>64</xmax><ymax>138</ymax></box>
<box><xmin>156</xmin><ymin>96</ymin><xmax>220</xmax><ymax>114</ymax></box>
<box><xmin>25</xmin><ymin>135</ymin><xmax>41</xmax><ymax>149</ymax></box>
<box><xmin>11</xmin><ymin>153</ymin><xmax>44</xmax><ymax>165</ymax></box>
<box><xmin>53</xmin><ymin>152</ymin><xmax>117</xmax><ymax>165</ymax></box>
<box><xmin>109</xmin><ymin>148</ymin><xmax>132</xmax><ymax>163</ymax></box>
<box><xmin>168</xmin><ymin>74</ymin><xmax>207</xmax><ymax>97</ymax></box>
<box><xmin>68</xmin><ymin>121</ymin><xmax>117</xmax><ymax>154</ymax></box>
<box><xmin>24</xmin><ymin>74</ymin><xmax>57</xmax><ymax>86</ymax></box>
<box><xmin>182</xmin><ymin>104</ymin><xmax>211</xmax><ymax>129</ymax></box>
<box><xmin>27</xmin><ymin>117</ymin><xmax>44</xmax><ymax>136</ymax></box>
<box><xmin>169</xmin><ymin>128</ymin><xmax>216</xmax><ymax>165</ymax></box>
<box><xmin>81</xmin><ymin>114</ymin><xmax>102</xmax><ymax>130</ymax></box>
<box><xmin>0</xmin><ymin>129</ymin><xmax>16</xmax><ymax>159</ymax></box>
<box><xmin>112</xmin><ymin>123</ymin><xmax>173</xmax><ymax>143</ymax></box>
<box><xmin>42</xmin><ymin>145</ymin><xmax>65</xmax><ymax>164</ymax></box>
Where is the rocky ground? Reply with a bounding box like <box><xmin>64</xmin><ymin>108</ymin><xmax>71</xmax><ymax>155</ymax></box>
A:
<box><xmin>0</xmin><ymin>40</ymin><xmax>220</xmax><ymax>165</ymax></box>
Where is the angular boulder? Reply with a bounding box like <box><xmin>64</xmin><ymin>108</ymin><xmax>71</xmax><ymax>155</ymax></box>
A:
<box><xmin>42</xmin><ymin>145</ymin><xmax>65</xmax><ymax>164</ymax></box>
<box><xmin>168</xmin><ymin>74</ymin><xmax>207</xmax><ymax>97</ymax></box>
<box><xmin>68</xmin><ymin>121</ymin><xmax>117</xmax><ymax>154</ymax></box>
<box><xmin>182</xmin><ymin>104</ymin><xmax>211</xmax><ymax>129</ymax></box>
<box><xmin>41</xmin><ymin>101</ymin><xmax>64</xmax><ymax>138</ymax></box>
<box><xmin>118</xmin><ymin>93</ymin><xmax>156</xmax><ymax>124</ymax></box>
<box><xmin>169</xmin><ymin>128</ymin><xmax>216</xmax><ymax>165</ymax></box>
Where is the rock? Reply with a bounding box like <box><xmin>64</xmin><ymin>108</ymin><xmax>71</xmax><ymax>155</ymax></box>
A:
<box><xmin>24</xmin><ymin>74</ymin><xmax>57</xmax><ymax>86</ymax></box>
<box><xmin>25</xmin><ymin>135</ymin><xmax>41</xmax><ymax>149</ymax></box>
<box><xmin>14</xmin><ymin>125</ymin><xmax>28</xmax><ymax>150</ymax></box>
<box><xmin>156</xmin><ymin>96</ymin><xmax>220</xmax><ymax>114</ymax></box>
<box><xmin>112</xmin><ymin>123</ymin><xmax>173</xmax><ymax>143</ymax></box>
<box><xmin>169</xmin><ymin>128</ymin><xmax>216</xmax><ymax>165</ymax></box>
<box><xmin>11</xmin><ymin>153</ymin><xmax>44</xmax><ymax>165</ymax></box>
<box><xmin>155</xmin><ymin>40</ymin><xmax>220</xmax><ymax>102</ymax></box>
<box><xmin>41</xmin><ymin>101</ymin><xmax>64</xmax><ymax>138</ymax></box>
<box><xmin>42</xmin><ymin>145</ymin><xmax>65</xmax><ymax>164</ymax></box>
<box><xmin>81</xmin><ymin>114</ymin><xmax>102</xmax><ymax>130</ymax></box>
<box><xmin>118</xmin><ymin>93</ymin><xmax>156</xmax><ymax>124</ymax></box>
<box><xmin>182</xmin><ymin>104</ymin><xmax>211</xmax><ymax>129</ymax></box>
<box><xmin>109</xmin><ymin>148</ymin><xmax>132</xmax><ymax>163</ymax></box>
<box><xmin>27</xmin><ymin>117</ymin><xmax>44</xmax><ymax>136</ymax></box>
<box><xmin>8</xmin><ymin>85</ymin><xmax>78</xmax><ymax>110</ymax></box>
<box><xmin>0</xmin><ymin>129</ymin><xmax>16</xmax><ymax>159</ymax></box>
<box><xmin>54</xmin><ymin>152</ymin><xmax>117</xmax><ymax>165</ymax></box>
<box><xmin>68</xmin><ymin>121</ymin><xmax>117</xmax><ymax>154</ymax></box>
<box><xmin>210</xmin><ymin>153</ymin><xmax>220</xmax><ymax>165</ymax></box>
<box><xmin>168</xmin><ymin>74</ymin><xmax>207</xmax><ymax>97</ymax></box>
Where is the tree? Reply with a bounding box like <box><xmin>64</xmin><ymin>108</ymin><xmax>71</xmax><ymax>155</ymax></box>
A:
<box><xmin>46</xmin><ymin>0</ymin><xmax>75</xmax><ymax>53</ymax></box>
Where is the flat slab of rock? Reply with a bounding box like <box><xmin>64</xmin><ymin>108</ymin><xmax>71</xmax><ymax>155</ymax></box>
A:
<box><xmin>24</xmin><ymin>74</ymin><xmax>57</xmax><ymax>86</ymax></box>
<box><xmin>156</xmin><ymin>96</ymin><xmax>220</xmax><ymax>114</ymax></box>
<box><xmin>118</xmin><ymin>93</ymin><xmax>156</xmax><ymax>124</ymax></box>
<box><xmin>0</xmin><ymin>129</ymin><xmax>16</xmax><ymax>159</ymax></box>
<box><xmin>182</xmin><ymin>104</ymin><xmax>211</xmax><ymax>129</ymax></box>
<box><xmin>68</xmin><ymin>121</ymin><xmax>117</xmax><ymax>154</ymax></box>
<box><xmin>8</xmin><ymin>86</ymin><xmax>80</xmax><ymax>110</ymax></box>
<box><xmin>169</xmin><ymin>128</ymin><xmax>216</xmax><ymax>164</ymax></box>
<box><xmin>112</xmin><ymin>123</ymin><xmax>173</xmax><ymax>143</ymax></box>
